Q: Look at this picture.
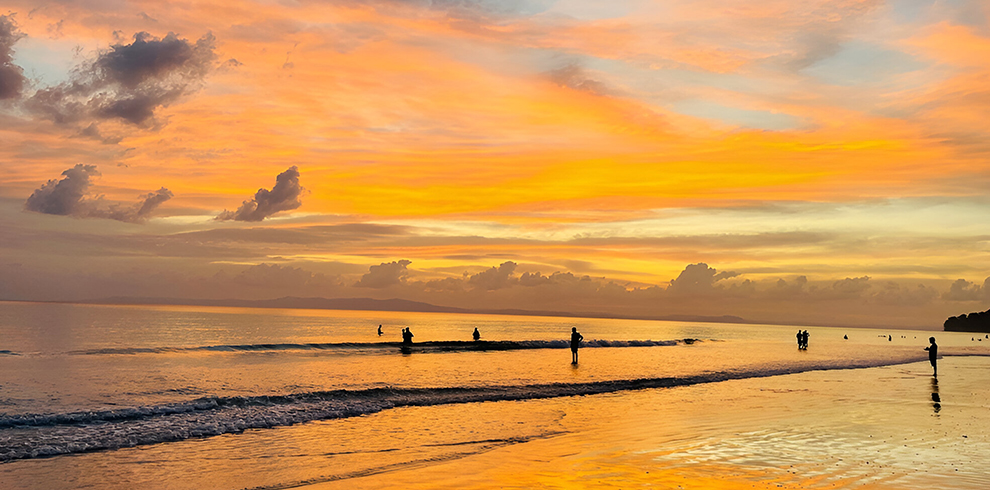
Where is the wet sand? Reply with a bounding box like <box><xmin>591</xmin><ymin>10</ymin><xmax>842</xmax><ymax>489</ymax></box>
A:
<box><xmin>2</xmin><ymin>357</ymin><xmax>987</xmax><ymax>489</ymax></box>
<box><xmin>307</xmin><ymin>357</ymin><xmax>990</xmax><ymax>489</ymax></box>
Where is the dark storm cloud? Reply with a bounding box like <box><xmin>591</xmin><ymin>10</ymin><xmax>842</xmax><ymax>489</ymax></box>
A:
<box><xmin>216</xmin><ymin>166</ymin><xmax>305</xmax><ymax>222</ymax></box>
<box><xmin>0</xmin><ymin>15</ymin><xmax>27</xmax><ymax>100</ymax></box>
<box><xmin>24</xmin><ymin>164</ymin><xmax>172</xmax><ymax>223</ymax></box>
<box><xmin>27</xmin><ymin>31</ymin><xmax>217</xmax><ymax>126</ymax></box>
<box><xmin>354</xmin><ymin>260</ymin><xmax>412</xmax><ymax>288</ymax></box>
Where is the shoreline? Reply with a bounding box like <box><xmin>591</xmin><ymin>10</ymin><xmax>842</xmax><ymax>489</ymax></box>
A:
<box><xmin>2</xmin><ymin>358</ymin><xmax>988</xmax><ymax>489</ymax></box>
<box><xmin>302</xmin><ymin>357</ymin><xmax>990</xmax><ymax>490</ymax></box>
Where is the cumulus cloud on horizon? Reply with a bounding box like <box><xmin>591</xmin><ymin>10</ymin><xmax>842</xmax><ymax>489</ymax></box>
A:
<box><xmin>666</xmin><ymin>263</ymin><xmax>739</xmax><ymax>294</ymax></box>
<box><xmin>216</xmin><ymin>166</ymin><xmax>305</xmax><ymax>222</ymax></box>
<box><xmin>354</xmin><ymin>260</ymin><xmax>412</xmax><ymax>288</ymax></box>
<box><xmin>24</xmin><ymin>164</ymin><xmax>173</xmax><ymax>223</ymax></box>
<box><xmin>468</xmin><ymin>261</ymin><xmax>518</xmax><ymax>290</ymax></box>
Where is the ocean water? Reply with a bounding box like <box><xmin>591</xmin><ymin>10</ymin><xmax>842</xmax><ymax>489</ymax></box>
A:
<box><xmin>0</xmin><ymin>300</ymin><xmax>987</xmax><ymax>489</ymax></box>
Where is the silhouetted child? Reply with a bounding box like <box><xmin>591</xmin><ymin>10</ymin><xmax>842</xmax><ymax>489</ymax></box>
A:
<box><xmin>473</xmin><ymin>327</ymin><xmax>480</xmax><ymax>342</ymax></box>
<box><xmin>924</xmin><ymin>337</ymin><xmax>938</xmax><ymax>377</ymax></box>
<box><xmin>570</xmin><ymin>327</ymin><xmax>584</xmax><ymax>364</ymax></box>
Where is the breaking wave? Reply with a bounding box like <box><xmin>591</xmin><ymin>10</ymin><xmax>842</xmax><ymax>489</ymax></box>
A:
<box><xmin>0</xmin><ymin>355</ymin><xmax>925</xmax><ymax>462</ymax></box>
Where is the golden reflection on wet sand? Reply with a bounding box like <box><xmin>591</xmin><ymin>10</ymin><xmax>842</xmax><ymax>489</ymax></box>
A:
<box><xmin>308</xmin><ymin>358</ymin><xmax>990</xmax><ymax>490</ymax></box>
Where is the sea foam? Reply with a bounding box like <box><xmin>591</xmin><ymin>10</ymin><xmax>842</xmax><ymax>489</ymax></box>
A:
<box><xmin>0</xmin><ymin>355</ymin><xmax>927</xmax><ymax>462</ymax></box>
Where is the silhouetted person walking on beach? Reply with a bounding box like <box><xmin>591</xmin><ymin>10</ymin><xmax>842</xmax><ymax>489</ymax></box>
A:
<box><xmin>570</xmin><ymin>327</ymin><xmax>583</xmax><ymax>364</ymax></box>
<box><xmin>378</xmin><ymin>324</ymin><xmax>383</xmax><ymax>336</ymax></box>
<box><xmin>473</xmin><ymin>327</ymin><xmax>481</xmax><ymax>342</ymax></box>
<box><xmin>925</xmin><ymin>336</ymin><xmax>938</xmax><ymax>377</ymax></box>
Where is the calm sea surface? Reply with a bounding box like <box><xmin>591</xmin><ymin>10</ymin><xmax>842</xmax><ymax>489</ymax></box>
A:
<box><xmin>0</xmin><ymin>300</ymin><xmax>985</xmax><ymax>488</ymax></box>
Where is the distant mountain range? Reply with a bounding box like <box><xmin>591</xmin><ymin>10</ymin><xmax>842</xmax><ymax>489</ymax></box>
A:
<box><xmin>79</xmin><ymin>296</ymin><xmax>749</xmax><ymax>325</ymax></box>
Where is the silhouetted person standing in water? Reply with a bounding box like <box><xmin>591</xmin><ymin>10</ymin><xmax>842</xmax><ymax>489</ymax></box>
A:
<box><xmin>402</xmin><ymin>327</ymin><xmax>414</xmax><ymax>346</ymax></box>
<box><xmin>473</xmin><ymin>327</ymin><xmax>481</xmax><ymax>342</ymax></box>
<box><xmin>378</xmin><ymin>324</ymin><xmax>383</xmax><ymax>336</ymax></box>
<box><xmin>796</xmin><ymin>330</ymin><xmax>802</xmax><ymax>349</ymax></box>
<box><xmin>924</xmin><ymin>336</ymin><xmax>938</xmax><ymax>377</ymax></box>
<box><xmin>570</xmin><ymin>327</ymin><xmax>584</xmax><ymax>364</ymax></box>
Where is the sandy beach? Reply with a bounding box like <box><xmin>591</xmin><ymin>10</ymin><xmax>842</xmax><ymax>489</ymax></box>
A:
<box><xmin>300</xmin><ymin>357</ymin><xmax>990</xmax><ymax>490</ymax></box>
<box><xmin>2</xmin><ymin>357</ymin><xmax>988</xmax><ymax>489</ymax></box>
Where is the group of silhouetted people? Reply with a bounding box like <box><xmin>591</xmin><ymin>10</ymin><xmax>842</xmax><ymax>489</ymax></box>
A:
<box><xmin>380</xmin><ymin>324</ymin><xmax>587</xmax><ymax>364</ymax></box>
<box><xmin>379</xmin><ymin>323</ymin><xmax>944</xmax><ymax>377</ymax></box>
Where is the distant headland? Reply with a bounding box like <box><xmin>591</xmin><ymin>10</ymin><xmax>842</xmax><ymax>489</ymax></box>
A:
<box><xmin>944</xmin><ymin>308</ymin><xmax>990</xmax><ymax>333</ymax></box>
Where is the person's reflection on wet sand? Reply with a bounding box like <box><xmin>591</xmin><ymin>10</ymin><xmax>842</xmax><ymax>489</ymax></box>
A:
<box><xmin>931</xmin><ymin>377</ymin><xmax>941</xmax><ymax>413</ymax></box>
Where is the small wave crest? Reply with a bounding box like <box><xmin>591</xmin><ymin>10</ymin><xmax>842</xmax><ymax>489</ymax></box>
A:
<box><xmin>67</xmin><ymin>339</ymin><xmax>686</xmax><ymax>356</ymax></box>
<box><xmin>0</xmin><ymin>355</ymin><xmax>924</xmax><ymax>462</ymax></box>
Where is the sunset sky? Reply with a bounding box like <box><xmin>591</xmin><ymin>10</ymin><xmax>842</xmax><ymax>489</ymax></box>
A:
<box><xmin>2</xmin><ymin>0</ymin><xmax>989</xmax><ymax>328</ymax></box>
